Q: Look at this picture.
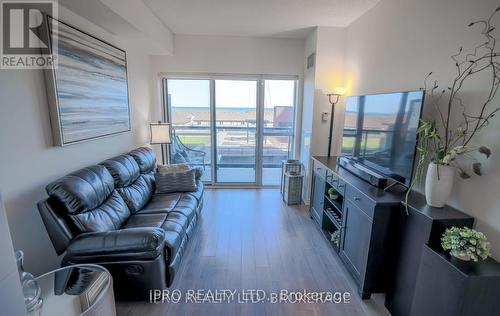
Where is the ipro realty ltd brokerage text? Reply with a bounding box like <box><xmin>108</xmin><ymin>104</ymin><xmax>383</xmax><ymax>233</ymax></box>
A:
<box><xmin>150</xmin><ymin>289</ymin><xmax>351</xmax><ymax>304</ymax></box>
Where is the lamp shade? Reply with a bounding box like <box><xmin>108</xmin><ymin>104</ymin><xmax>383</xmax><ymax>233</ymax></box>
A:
<box><xmin>324</xmin><ymin>87</ymin><xmax>346</xmax><ymax>96</ymax></box>
<box><xmin>150</xmin><ymin>122</ymin><xmax>171</xmax><ymax>144</ymax></box>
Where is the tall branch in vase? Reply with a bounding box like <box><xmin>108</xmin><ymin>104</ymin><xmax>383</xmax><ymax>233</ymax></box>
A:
<box><xmin>406</xmin><ymin>6</ymin><xmax>500</xmax><ymax>211</ymax></box>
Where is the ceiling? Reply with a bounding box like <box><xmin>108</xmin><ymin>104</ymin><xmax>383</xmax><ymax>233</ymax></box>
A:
<box><xmin>60</xmin><ymin>0</ymin><xmax>174</xmax><ymax>54</ymax></box>
<box><xmin>143</xmin><ymin>0</ymin><xmax>381</xmax><ymax>38</ymax></box>
<box><xmin>60</xmin><ymin>0</ymin><xmax>141</xmax><ymax>36</ymax></box>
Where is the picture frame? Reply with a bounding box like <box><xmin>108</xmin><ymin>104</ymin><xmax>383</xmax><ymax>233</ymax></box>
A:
<box><xmin>43</xmin><ymin>16</ymin><xmax>131</xmax><ymax>146</ymax></box>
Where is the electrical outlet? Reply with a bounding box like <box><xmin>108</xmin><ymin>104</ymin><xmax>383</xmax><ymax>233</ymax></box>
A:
<box><xmin>322</xmin><ymin>112</ymin><xmax>329</xmax><ymax>122</ymax></box>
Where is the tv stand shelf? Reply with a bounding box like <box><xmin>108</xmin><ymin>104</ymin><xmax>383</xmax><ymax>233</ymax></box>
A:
<box><xmin>324</xmin><ymin>194</ymin><xmax>342</xmax><ymax>214</ymax></box>
<box><xmin>323</xmin><ymin>206</ymin><xmax>342</xmax><ymax>229</ymax></box>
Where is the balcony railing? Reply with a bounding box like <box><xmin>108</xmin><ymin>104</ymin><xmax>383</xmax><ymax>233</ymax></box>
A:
<box><xmin>172</xmin><ymin>124</ymin><xmax>292</xmax><ymax>169</ymax></box>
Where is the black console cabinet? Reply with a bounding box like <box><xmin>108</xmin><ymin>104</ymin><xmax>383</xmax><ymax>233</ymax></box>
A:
<box><xmin>310</xmin><ymin>156</ymin><xmax>404</xmax><ymax>298</ymax></box>
<box><xmin>341</xmin><ymin>199</ymin><xmax>372</xmax><ymax>288</ymax></box>
<box><xmin>385</xmin><ymin>193</ymin><xmax>474</xmax><ymax>316</ymax></box>
<box><xmin>411</xmin><ymin>245</ymin><xmax>500</xmax><ymax>316</ymax></box>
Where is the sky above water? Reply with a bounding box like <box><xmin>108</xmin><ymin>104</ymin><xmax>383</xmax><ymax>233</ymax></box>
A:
<box><xmin>167</xmin><ymin>79</ymin><xmax>295</xmax><ymax>109</ymax></box>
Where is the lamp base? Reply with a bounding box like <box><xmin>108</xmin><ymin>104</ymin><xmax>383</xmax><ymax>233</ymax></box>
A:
<box><xmin>160</xmin><ymin>145</ymin><xmax>166</xmax><ymax>165</ymax></box>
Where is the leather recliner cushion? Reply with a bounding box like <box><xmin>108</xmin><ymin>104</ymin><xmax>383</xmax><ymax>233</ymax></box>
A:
<box><xmin>46</xmin><ymin>165</ymin><xmax>131</xmax><ymax>233</ymax></box>
<box><xmin>46</xmin><ymin>165</ymin><xmax>115</xmax><ymax>214</ymax></box>
<box><xmin>172</xmin><ymin>195</ymin><xmax>197</xmax><ymax>222</ymax></box>
<box><xmin>122</xmin><ymin>212</ymin><xmax>189</xmax><ymax>260</ymax></box>
<box><xmin>65</xmin><ymin>227</ymin><xmax>166</xmax><ymax>262</ymax></box>
<box><xmin>124</xmin><ymin>212</ymin><xmax>189</xmax><ymax>237</ymax></box>
<box><xmin>117</xmin><ymin>175</ymin><xmax>155</xmax><ymax>213</ymax></box>
<box><xmin>129</xmin><ymin>147</ymin><xmax>156</xmax><ymax>174</ymax></box>
<box><xmin>139</xmin><ymin>193</ymin><xmax>181</xmax><ymax>214</ymax></box>
<box><xmin>101</xmin><ymin>155</ymin><xmax>154</xmax><ymax>213</ymax></box>
<box><xmin>100</xmin><ymin>155</ymin><xmax>140</xmax><ymax>187</ymax></box>
<box><xmin>138</xmin><ymin>194</ymin><xmax>196</xmax><ymax>222</ymax></box>
<box><xmin>69</xmin><ymin>190</ymin><xmax>131</xmax><ymax>233</ymax></box>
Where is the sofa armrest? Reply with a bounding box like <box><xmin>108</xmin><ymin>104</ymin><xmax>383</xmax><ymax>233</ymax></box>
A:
<box><xmin>64</xmin><ymin>228</ymin><xmax>165</xmax><ymax>263</ymax></box>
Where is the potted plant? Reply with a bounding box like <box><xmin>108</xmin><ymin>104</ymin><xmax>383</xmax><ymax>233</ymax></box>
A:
<box><xmin>327</xmin><ymin>187</ymin><xmax>338</xmax><ymax>200</ymax></box>
<box><xmin>441</xmin><ymin>226</ymin><xmax>491</xmax><ymax>262</ymax></box>
<box><xmin>407</xmin><ymin>7</ymin><xmax>500</xmax><ymax>208</ymax></box>
<box><xmin>331</xmin><ymin>230</ymin><xmax>340</xmax><ymax>248</ymax></box>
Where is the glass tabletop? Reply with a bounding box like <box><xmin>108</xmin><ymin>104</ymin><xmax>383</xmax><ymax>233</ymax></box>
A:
<box><xmin>28</xmin><ymin>264</ymin><xmax>115</xmax><ymax>316</ymax></box>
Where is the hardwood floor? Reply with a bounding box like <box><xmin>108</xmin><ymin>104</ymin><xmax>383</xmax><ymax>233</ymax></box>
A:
<box><xmin>116</xmin><ymin>189</ymin><xmax>390</xmax><ymax>316</ymax></box>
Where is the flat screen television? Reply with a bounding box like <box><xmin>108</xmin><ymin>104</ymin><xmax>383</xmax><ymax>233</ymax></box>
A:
<box><xmin>341</xmin><ymin>90</ymin><xmax>425</xmax><ymax>186</ymax></box>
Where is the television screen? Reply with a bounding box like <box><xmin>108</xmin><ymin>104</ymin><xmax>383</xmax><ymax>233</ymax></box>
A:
<box><xmin>341</xmin><ymin>90</ymin><xmax>424</xmax><ymax>186</ymax></box>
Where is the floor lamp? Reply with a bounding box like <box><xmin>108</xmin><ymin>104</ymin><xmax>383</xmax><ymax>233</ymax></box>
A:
<box><xmin>325</xmin><ymin>89</ymin><xmax>345</xmax><ymax>157</ymax></box>
<box><xmin>150</xmin><ymin>121</ymin><xmax>171</xmax><ymax>165</ymax></box>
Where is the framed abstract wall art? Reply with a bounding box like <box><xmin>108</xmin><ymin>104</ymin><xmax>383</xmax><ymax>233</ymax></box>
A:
<box><xmin>44</xmin><ymin>16</ymin><xmax>130</xmax><ymax>146</ymax></box>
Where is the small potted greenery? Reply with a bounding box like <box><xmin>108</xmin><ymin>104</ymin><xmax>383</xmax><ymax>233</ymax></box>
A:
<box><xmin>331</xmin><ymin>230</ymin><xmax>340</xmax><ymax>248</ymax></box>
<box><xmin>441</xmin><ymin>226</ymin><xmax>491</xmax><ymax>262</ymax></box>
<box><xmin>327</xmin><ymin>187</ymin><xmax>339</xmax><ymax>200</ymax></box>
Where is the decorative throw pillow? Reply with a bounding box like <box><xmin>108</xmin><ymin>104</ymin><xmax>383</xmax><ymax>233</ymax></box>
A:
<box><xmin>158</xmin><ymin>163</ymin><xmax>203</xmax><ymax>180</ymax></box>
<box><xmin>157</xmin><ymin>163</ymin><xmax>190</xmax><ymax>174</ymax></box>
<box><xmin>155</xmin><ymin>169</ymin><xmax>197</xmax><ymax>193</ymax></box>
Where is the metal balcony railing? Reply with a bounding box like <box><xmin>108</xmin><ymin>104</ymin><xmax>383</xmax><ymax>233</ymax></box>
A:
<box><xmin>171</xmin><ymin>124</ymin><xmax>293</xmax><ymax>169</ymax></box>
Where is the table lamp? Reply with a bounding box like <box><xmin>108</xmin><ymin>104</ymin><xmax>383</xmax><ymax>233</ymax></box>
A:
<box><xmin>150</xmin><ymin>121</ymin><xmax>171</xmax><ymax>165</ymax></box>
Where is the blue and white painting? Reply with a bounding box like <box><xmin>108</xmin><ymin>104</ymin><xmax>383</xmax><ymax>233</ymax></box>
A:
<box><xmin>49</xmin><ymin>17</ymin><xmax>130</xmax><ymax>145</ymax></box>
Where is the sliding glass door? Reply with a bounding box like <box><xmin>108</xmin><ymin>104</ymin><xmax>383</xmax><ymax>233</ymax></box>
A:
<box><xmin>166</xmin><ymin>79</ymin><xmax>212</xmax><ymax>181</ymax></box>
<box><xmin>165</xmin><ymin>77</ymin><xmax>296</xmax><ymax>186</ymax></box>
<box><xmin>262</xmin><ymin>80</ymin><xmax>296</xmax><ymax>185</ymax></box>
<box><xmin>215</xmin><ymin>80</ymin><xmax>258</xmax><ymax>183</ymax></box>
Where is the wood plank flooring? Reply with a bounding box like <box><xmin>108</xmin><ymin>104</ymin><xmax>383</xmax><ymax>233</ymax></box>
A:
<box><xmin>116</xmin><ymin>189</ymin><xmax>390</xmax><ymax>316</ymax></box>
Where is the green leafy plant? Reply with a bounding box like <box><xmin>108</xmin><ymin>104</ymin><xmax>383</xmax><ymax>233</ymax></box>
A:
<box><xmin>331</xmin><ymin>230</ymin><xmax>340</xmax><ymax>247</ymax></box>
<box><xmin>405</xmin><ymin>7</ymin><xmax>500</xmax><ymax>212</ymax></box>
<box><xmin>441</xmin><ymin>226</ymin><xmax>491</xmax><ymax>262</ymax></box>
<box><xmin>327</xmin><ymin>188</ymin><xmax>339</xmax><ymax>201</ymax></box>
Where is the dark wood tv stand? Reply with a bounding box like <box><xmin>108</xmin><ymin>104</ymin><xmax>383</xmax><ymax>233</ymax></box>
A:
<box><xmin>310</xmin><ymin>156</ymin><xmax>500</xmax><ymax>316</ymax></box>
<box><xmin>310</xmin><ymin>156</ymin><xmax>405</xmax><ymax>298</ymax></box>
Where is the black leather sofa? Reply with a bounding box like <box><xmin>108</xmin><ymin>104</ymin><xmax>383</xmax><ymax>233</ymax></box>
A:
<box><xmin>37</xmin><ymin>147</ymin><xmax>203</xmax><ymax>300</ymax></box>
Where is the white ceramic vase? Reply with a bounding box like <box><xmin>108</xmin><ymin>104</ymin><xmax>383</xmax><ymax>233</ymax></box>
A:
<box><xmin>425</xmin><ymin>162</ymin><xmax>455</xmax><ymax>208</ymax></box>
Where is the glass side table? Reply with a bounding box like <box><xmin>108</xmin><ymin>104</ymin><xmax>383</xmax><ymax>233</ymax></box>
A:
<box><xmin>28</xmin><ymin>264</ymin><xmax>115</xmax><ymax>316</ymax></box>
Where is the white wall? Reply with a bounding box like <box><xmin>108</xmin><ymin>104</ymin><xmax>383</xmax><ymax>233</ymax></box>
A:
<box><xmin>0</xmin><ymin>6</ymin><xmax>154</xmax><ymax>274</ymax></box>
<box><xmin>344</xmin><ymin>0</ymin><xmax>500</xmax><ymax>258</ymax></box>
<box><xmin>311</xmin><ymin>27</ymin><xmax>347</xmax><ymax>158</ymax></box>
<box><xmin>151</xmin><ymin>34</ymin><xmax>304</xmax><ymax>76</ymax></box>
<box><xmin>149</xmin><ymin>34</ymin><xmax>306</xmax><ymax>158</ymax></box>
<box><xmin>300</xmin><ymin>27</ymin><xmax>347</xmax><ymax>203</ymax></box>
<box><xmin>300</xmin><ymin>30</ymin><xmax>317</xmax><ymax>202</ymax></box>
